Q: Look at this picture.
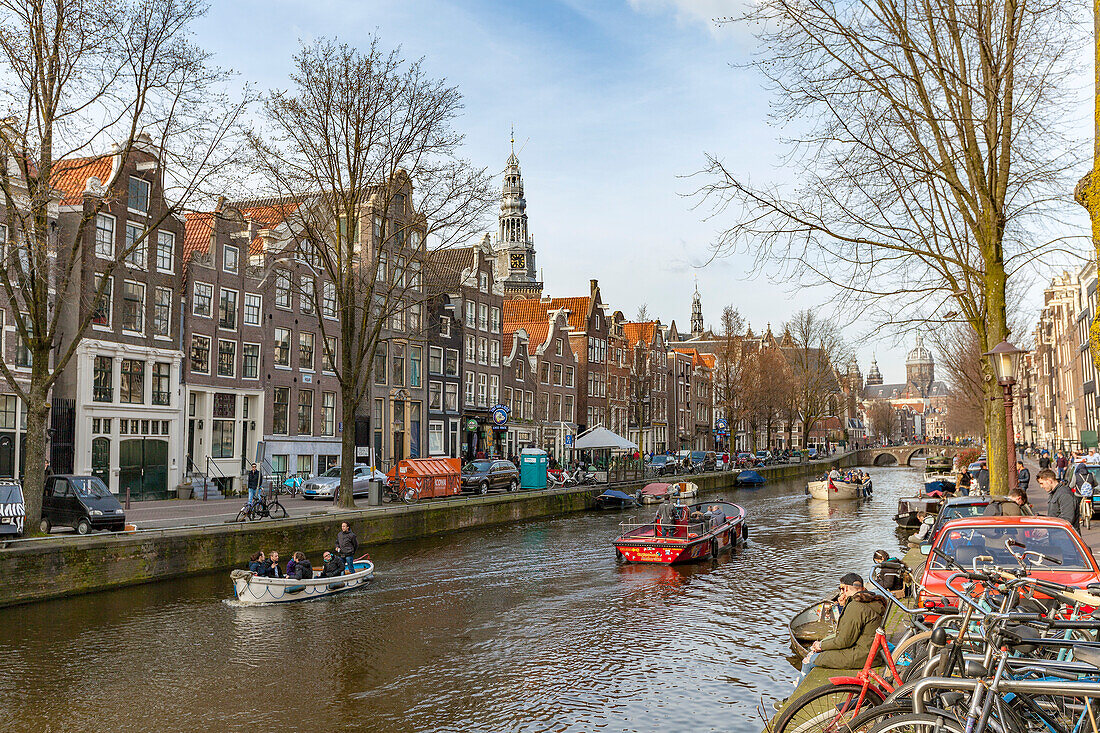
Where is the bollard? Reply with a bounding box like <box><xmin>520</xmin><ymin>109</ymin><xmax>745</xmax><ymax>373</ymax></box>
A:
<box><xmin>125</xmin><ymin>485</ymin><xmax>131</xmax><ymax>510</ymax></box>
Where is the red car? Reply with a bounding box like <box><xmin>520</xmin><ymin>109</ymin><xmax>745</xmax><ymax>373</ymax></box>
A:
<box><xmin>918</xmin><ymin>516</ymin><xmax>1100</xmax><ymax>606</ymax></box>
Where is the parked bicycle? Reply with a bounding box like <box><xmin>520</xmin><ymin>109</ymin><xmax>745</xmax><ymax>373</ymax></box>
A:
<box><xmin>282</xmin><ymin>474</ymin><xmax>303</xmax><ymax>497</ymax></box>
<box><xmin>235</xmin><ymin>486</ymin><xmax>288</xmax><ymax>521</ymax></box>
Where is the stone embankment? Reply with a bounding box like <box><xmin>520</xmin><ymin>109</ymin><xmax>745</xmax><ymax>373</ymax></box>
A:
<box><xmin>0</xmin><ymin>454</ymin><xmax>861</xmax><ymax>608</ymax></box>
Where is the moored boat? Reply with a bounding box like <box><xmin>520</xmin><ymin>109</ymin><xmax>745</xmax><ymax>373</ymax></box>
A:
<box><xmin>808</xmin><ymin>477</ymin><xmax>870</xmax><ymax>501</ymax></box>
<box><xmin>735</xmin><ymin>470</ymin><xmax>765</xmax><ymax>486</ymax></box>
<box><xmin>613</xmin><ymin>500</ymin><xmax>747</xmax><ymax>564</ymax></box>
<box><xmin>638</xmin><ymin>482</ymin><xmax>671</xmax><ymax>504</ymax></box>
<box><xmin>788</xmin><ymin>598</ymin><xmax>840</xmax><ymax>657</ymax></box>
<box><xmin>668</xmin><ymin>481</ymin><xmax>698</xmax><ymax>499</ymax></box>
<box><xmin>894</xmin><ymin>495</ymin><xmax>942</xmax><ymax>528</ymax></box>
<box><xmin>230</xmin><ymin>559</ymin><xmax>374</xmax><ymax>605</ymax></box>
<box><xmin>595</xmin><ymin>489</ymin><xmax>639</xmax><ymax>509</ymax></box>
<box><xmin>923</xmin><ymin>456</ymin><xmax>956</xmax><ymax>494</ymax></box>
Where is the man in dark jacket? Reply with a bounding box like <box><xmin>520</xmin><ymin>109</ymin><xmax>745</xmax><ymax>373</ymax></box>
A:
<box><xmin>319</xmin><ymin>551</ymin><xmax>345</xmax><ymax>578</ymax></box>
<box><xmin>335</xmin><ymin>522</ymin><xmax>359</xmax><ymax>574</ymax></box>
<box><xmin>290</xmin><ymin>552</ymin><xmax>313</xmax><ymax>580</ymax></box>
<box><xmin>1016</xmin><ymin>461</ymin><xmax>1031</xmax><ymax>494</ymax></box>
<box><xmin>246</xmin><ymin>462</ymin><xmax>262</xmax><ymax>508</ymax></box>
<box><xmin>799</xmin><ymin>573</ymin><xmax>886</xmax><ymax>680</ymax></box>
<box><xmin>1038</xmin><ymin>468</ymin><xmax>1077</xmax><ymax>527</ymax></box>
<box><xmin>976</xmin><ymin>462</ymin><xmax>990</xmax><ymax>494</ymax></box>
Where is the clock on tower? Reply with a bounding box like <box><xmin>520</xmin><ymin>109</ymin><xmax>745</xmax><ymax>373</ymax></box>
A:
<box><xmin>510</xmin><ymin>253</ymin><xmax>526</xmax><ymax>271</ymax></box>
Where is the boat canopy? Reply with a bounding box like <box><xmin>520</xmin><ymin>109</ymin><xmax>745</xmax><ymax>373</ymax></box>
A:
<box><xmin>738</xmin><ymin>470</ymin><xmax>765</xmax><ymax>484</ymax></box>
<box><xmin>574</xmin><ymin>426</ymin><xmax>638</xmax><ymax>450</ymax></box>
<box><xmin>599</xmin><ymin>489</ymin><xmax>636</xmax><ymax>502</ymax></box>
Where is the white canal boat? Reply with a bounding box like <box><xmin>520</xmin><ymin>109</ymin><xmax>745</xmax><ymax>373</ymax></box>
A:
<box><xmin>807</xmin><ymin>478</ymin><xmax>872</xmax><ymax>501</ymax></box>
<box><xmin>230</xmin><ymin>559</ymin><xmax>374</xmax><ymax>605</ymax></box>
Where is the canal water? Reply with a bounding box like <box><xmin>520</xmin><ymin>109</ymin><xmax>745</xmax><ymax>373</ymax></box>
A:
<box><xmin>0</xmin><ymin>465</ymin><xmax>920</xmax><ymax>733</ymax></box>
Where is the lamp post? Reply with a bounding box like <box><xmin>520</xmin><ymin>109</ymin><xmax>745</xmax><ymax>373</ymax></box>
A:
<box><xmin>984</xmin><ymin>340</ymin><xmax>1026</xmax><ymax>491</ymax></box>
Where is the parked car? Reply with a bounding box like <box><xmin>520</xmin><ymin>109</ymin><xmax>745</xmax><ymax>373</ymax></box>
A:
<box><xmin>735</xmin><ymin>452</ymin><xmax>754</xmax><ymax>468</ymax></box>
<box><xmin>755</xmin><ymin>450</ymin><xmax>771</xmax><ymax>465</ymax></box>
<box><xmin>807</xmin><ymin>448</ymin><xmax>819</xmax><ymax>460</ymax></box>
<box><xmin>688</xmin><ymin>451</ymin><xmax>716</xmax><ymax>472</ymax></box>
<box><xmin>0</xmin><ymin>480</ymin><xmax>25</xmax><ymax>536</ymax></box>
<box><xmin>461</xmin><ymin>459</ymin><xmax>520</xmax><ymax>494</ymax></box>
<box><xmin>646</xmin><ymin>455</ymin><xmax>677</xmax><ymax>476</ymax></box>
<box><xmin>931</xmin><ymin>495</ymin><xmax>1033</xmax><ymax>537</ymax></box>
<box><xmin>301</xmin><ymin>464</ymin><xmax>387</xmax><ymax>499</ymax></box>
<box><xmin>40</xmin><ymin>475</ymin><xmax>125</xmax><ymax>534</ymax></box>
<box><xmin>918</xmin><ymin>516</ymin><xmax>1100</xmax><ymax>607</ymax></box>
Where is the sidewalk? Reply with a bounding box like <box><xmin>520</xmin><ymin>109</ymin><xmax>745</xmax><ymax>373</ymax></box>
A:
<box><xmin>1021</xmin><ymin>456</ymin><xmax>1100</xmax><ymax>551</ymax></box>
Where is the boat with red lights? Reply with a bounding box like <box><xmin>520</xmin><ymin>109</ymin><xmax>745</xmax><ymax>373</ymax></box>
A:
<box><xmin>613</xmin><ymin>500</ymin><xmax>748</xmax><ymax>564</ymax></box>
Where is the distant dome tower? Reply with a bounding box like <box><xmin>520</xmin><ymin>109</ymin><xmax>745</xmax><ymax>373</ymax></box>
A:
<box><xmin>866</xmin><ymin>357</ymin><xmax>884</xmax><ymax>386</ymax></box>
<box><xmin>691</xmin><ymin>282</ymin><xmax>703</xmax><ymax>337</ymax></box>
<box><xmin>493</xmin><ymin>130</ymin><xmax>541</xmax><ymax>298</ymax></box>
<box><xmin>906</xmin><ymin>336</ymin><xmax>935</xmax><ymax>398</ymax></box>
<box><xmin>846</xmin><ymin>357</ymin><xmax>863</xmax><ymax>393</ymax></box>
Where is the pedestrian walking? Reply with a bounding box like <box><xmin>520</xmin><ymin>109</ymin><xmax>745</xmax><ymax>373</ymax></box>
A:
<box><xmin>335</xmin><ymin>521</ymin><xmax>359</xmax><ymax>574</ymax></box>
<box><xmin>1039</xmin><ymin>451</ymin><xmax>1051</xmax><ymax>471</ymax></box>
<box><xmin>1057</xmin><ymin>450</ymin><xmax>1068</xmax><ymax>481</ymax></box>
<box><xmin>1037</xmin><ymin>468</ymin><xmax>1077</xmax><ymax>527</ymax></box>
<box><xmin>246</xmin><ymin>462</ymin><xmax>262</xmax><ymax>507</ymax></box>
<box><xmin>1016</xmin><ymin>460</ymin><xmax>1030</xmax><ymax>494</ymax></box>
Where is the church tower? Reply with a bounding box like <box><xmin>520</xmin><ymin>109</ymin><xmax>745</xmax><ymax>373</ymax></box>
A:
<box><xmin>493</xmin><ymin>132</ymin><xmax>542</xmax><ymax>298</ymax></box>
<box><xmin>866</xmin><ymin>357</ymin><xmax>883</xmax><ymax>386</ymax></box>
<box><xmin>906</xmin><ymin>336</ymin><xmax>935</xmax><ymax>398</ymax></box>
<box><xmin>690</xmin><ymin>283</ymin><xmax>703</xmax><ymax>337</ymax></box>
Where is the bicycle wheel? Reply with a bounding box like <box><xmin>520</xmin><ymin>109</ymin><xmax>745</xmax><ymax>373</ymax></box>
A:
<box><xmin>838</xmin><ymin>703</ymin><xmax>915</xmax><ymax>733</ymax></box>
<box><xmin>891</xmin><ymin>630</ymin><xmax>933</xmax><ymax>682</ymax></box>
<box><xmin>269</xmin><ymin>500</ymin><xmax>287</xmax><ymax>519</ymax></box>
<box><xmin>401</xmin><ymin>487</ymin><xmax>420</xmax><ymax>504</ymax></box>
<box><xmin>865</xmin><ymin>713</ymin><xmax>965</xmax><ymax>733</ymax></box>
<box><xmin>234</xmin><ymin>508</ymin><xmax>249</xmax><ymax>523</ymax></box>
<box><xmin>775</xmin><ymin>682</ymin><xmax>886</xmax><ymax>733</ymax></box>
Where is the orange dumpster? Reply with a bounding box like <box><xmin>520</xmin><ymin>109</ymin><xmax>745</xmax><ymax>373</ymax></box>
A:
<box><xmin>388</xmin><ymin>457</ymin><xmax>462</xmax><ymax>499</ymax></box>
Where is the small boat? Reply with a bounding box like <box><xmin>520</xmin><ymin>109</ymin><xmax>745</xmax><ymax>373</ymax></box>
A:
<box><xmin>924</xmin><ymin>456</ymin><xmax>956</xmax><ymax>494</ymax></box>
<box><xmin>808</xmin><ymin>477</ymin><xmax>869</xmax><ymax>501</ymax></box>
<box><xmin>595</xmin><ymin>489</ymin><xmax>639</xmax><ymax>509</ymax></box>
<box><xmin>230</xmin><ymin>559</ymin><xmax>375</xmax><ymax>605</ymax></box>
<box><xmin>668</xmin><ymin>481</ymin><xmax>699</xmax><ymax>499</ymax></box>
<box><xmin>613</xmin><ymin>500</ymin><xmax>748</xmax><ymax>564</ymax></box>
<box><xmin>895</xmin><ymin>495</ymin><xmax>942</xmax><ymax>528</ymax></box>
<box><xmin>735</xmin><ymin>470</ymin><xmax>766</xmax><ymax>486</ymax></box>
<box><xmin>638</xmin><ymin>482</ymin><xmax>671</xmax><ymax>504</ymax></box>
<box><xmin>789</xmin><ymin>598</ymin><xmax>840</xmax><ymax>657</ymax></box>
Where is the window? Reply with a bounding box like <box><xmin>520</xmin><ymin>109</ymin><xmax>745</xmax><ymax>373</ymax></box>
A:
<box><xmin>150</xmin><ymin>362</ymin><xmax>170</xmax><ymax>405</ymax></box>
<box><xmin>374</xmin><ymin>343</ymin><xmax>386</xmax><ymax>384</ymax></box>
<box><xmin>93</xmin><ymin>356</ymin><xmax>113</xmax><ymax>402</ymax></box>
<box><xmin>92</xmin><ymin>274</ymin><xmax>112</xmax><ymax>327</ymax></box>
<box><xmin>490</xmin><ymin>340</ymin><xmax>500</xmax><ymax>367</ymax></box>
<box><xmin>556</xmin><ymin>338</ymin><xmax>563</xmax><ymax>356</ymax></box>
<box><xmin>477</xmin><ymin>337</ymin><xmax>487</xmax><ymax>365</ymax></box>
<box><xmin>297</xmin><ymin>454</ymin><xmax>313</xmax><ymax>476</ymax></box>
<box><xmin>322</xmin><ymin>282</ymin><xmax>336</xmax><ymax>317</ymax></box>
<box><xmin>477</xmin><ymin>373</ymin><xmax>487</xmax><ymax>406</ymax></box>
<box><xmin>298</xmin><ymin>389</ymin><xmax>313</xmax><ymax>435</ymax></box>
<box><xmin>299</xmin><ymin>332</ymin><xmax>314</xmax><ymax>370</ymax></box>
<box><xmin>540</xmin><ymin>362</ymin><xmax>550</xmax><ymax>384</ymax></box>
<box><xmin>219</xmin><ymin>288</ymin><xmax>238</xmax><ymax>329</ymax></box>
<box><xmin>300</xmin><ymin>275</ymin><xmax>315</xmax><ymax>314</ymax></box>
<box><xmin>323</xmin><ymin>336</ymin><xmax>337</xmax><ymax>373</ymax></box>
<box><xmin>193</xmin><ymin>282</ymin><xmax>212</xmax><ymax>317</ymax></box>
<box><xmin>243</xmin><ymin>294</ymin><xmax>261</xmax><ymax>326</ymax></box>
<box><xmin>318</xmin><ymin>454</ymin><xmax>338</xmax><ymax>473</ymax></box>
<box><xmin>274</xmin><ymin>270</ymin><xmax>291</xmax><ymax>308</ymax></box>
<box><xmin>125</xmin><ymin>223</ymin><xmax>145</xmax><ymax>268</ymax></box>
<box><xmin>445</xmin><ymin>383</ymin><xmax>458</xmax><ymax>412</ymax></box>
<box><xmin>409</xmin><ymin>260</ymin><xmax>421</xmax><ymax>290</ymax></box>
<box><xmin>270</xmin><ymin>454</ymin><xmax>288</xmax><ymax>476</ymax></box>
<box><xmin>410</xmin><ymin>346</ymin><xmax>421</xmax><ymax>387</ymax></box>
<box><xmin>217</xmin><ymin>340</ymin><xmax>235</xmax><ymax>377</ymax></box>
<box><xmin>156</xmin><ymin>231</ymin><xmax>174</xmax><ymax>272</ymax></box>
<box><xmin>223</xmin><ymin>244</ymin><xmax>238</xmax><ymax>273</ymax></box>
<box><xmin>429</xmin><ymin>381</ymin><xmax>442</xmax><ymax>410</ymax></box>
<box><xmin>242</xmin><ymin>343</ymin><xmax>259</xmax><ymax>379</ymax></box>
<box><xmin>272</xmin><ymin>387</ymin><xmax>290</xmax><ymax>435</ymax></box>
<box><xmin>120</xmin><ymin>359</ymin><xmax>144</xmax><ymax>404</ymax></box>
<box><xmin>211</xmin><ymin>419</ymin><xmax>235</xmax><ymax>458</ymax></box>
<box><xmin>95</xmin><ymin>214</ymin><xmax>115</xmax><ymax>258</ymax></box>
<box><xmin>490</xmin><ymin>374</ymin><xmax>499</xmax><ymax>405</ymax></box>
<box><xmin>121</xmin><ymin>281</ymin><xmax>144</xmax><ymax>332</ymax></box>
<box><xmin>465</xmin><ymin>372</ymin><xmax>475</xmax><ymax>405</ymax></box>
<box><xmin>322</xmin><ymin>391</ymin><xmax>336</xmax><ymax>436</ymax></box>
<box><xmin>465</xmin><ymin>301</ymin><xmax>476</xmax><ymax>328</ymax></box>
<box><xmin>478</xmin><ymin>303</ymin><xmax>488</xmax><ymax>331</ymax></box>
<box><xmin>440</xmin><ymin>317</ymin><xmax>451</xmax><ymax>338</ymax></box>
<box><xmin>190</xmin><ymin>335</ymin><xmax>210</xmax><ymax>374</ymax></box>
<box><xmin>553</xmin><ymin>364</ymin><xmax>563</xmax><ymax>386</ymax></box>
<box><xmin>274</xmin><ymin>327</ymin><xmax>290</xmax><ymax>367</ymax></box>
<box><xmin>564</xmin><ymin>395</ymin><xmax>574</xmax><ymax>422</ymax></box>
<box><xmin>15</xmin><ymin>341</ymin><xmax>30</xmax><ymax>368</ymax></box>
<box><xmin>491</xmin><ymin>307</ymin><xmax>501</xmax><ymax>334</ymax></box>
<box><xmin>429</xmin><ymin>421</ymin><xmax>444</xmax><ymax>455</ymax></box>
<box><xmin>552</xmin><ymin>394</ymin><xmax>562</xmax><ymax>422</ymax></box>
<box><xmin>444</xmin><ymin>349</ymin><xmax>459</xmax><ymax>376</ymax></box>
<box><xmin>392</xmin><ymin>342</ymin><xmax>405</xmax><ymax>387</ymax></box>
<box><xmin>524</xmin><ymin>391</ymin><xmax>533</xmax><ymax>420</ymax></box>
<box><xmin>479</xmin><ymin>272</ymin><xmax>488</xmax><ymax>293</ymax></box>
<box><xmin>516</xmin><ymin>359</ymin><xmax>524</xmax><ymax>380</ymax></box>
<box><xmin>566</xmin><ymin>366</ymin><xmax>575</xmax><ymax>387</ymax></box>
<box><xmin>429</xmin><ymin>346</ymin><xmax>443</xmax><ymax>374</ymax></box>
<box><xmin>373</xmin><ymin>215</ymin><xmax>382</xmax><ymax>240</ymax></box>
<box><xmin>128</xmin><ymin>176</ymin><xmax>150</xmax><ymax>213</ymax></box>
<box><xmin>152</xmin><ymin>286</ymin><xmax>171</xmax><ymax>334</ymax></box>
<box><xmin>465</xmin><ymin>335</ymin><xmax>476</xmax><ymax>363</ymax></box>
<box><xmin>408</xmin><ymin>303</ymin><xmax>420</xmax><ymax>332</ymax></box>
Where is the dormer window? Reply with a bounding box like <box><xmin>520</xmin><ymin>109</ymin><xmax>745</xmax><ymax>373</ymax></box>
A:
<box><xmin>128</xmin><ymin>176</ymin><xmax>150</xmax><ymax>214</ymax></box>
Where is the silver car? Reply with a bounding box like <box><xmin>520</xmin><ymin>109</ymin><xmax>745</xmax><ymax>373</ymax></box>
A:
<box><xmin>301</xmin><ymin>464</ymin><xmax>386</xmax><ymax>499</ymax></box>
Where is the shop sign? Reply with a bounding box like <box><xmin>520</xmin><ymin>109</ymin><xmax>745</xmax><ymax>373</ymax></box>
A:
<box><xmin>465</xmin><ymin>418</ymin><xmax>479</xmax><ymax>432</ymax></box>
<box><xmin>490</xmin><ymin>404</ymin><xmax>510</xmax><ymax>427</ymax></box>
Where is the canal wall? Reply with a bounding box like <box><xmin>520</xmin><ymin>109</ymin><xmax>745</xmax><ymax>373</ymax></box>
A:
<box><xmin>0</xmin><ymin>455</ymin><xmax>856</xmax><ymax>608</ymax></box>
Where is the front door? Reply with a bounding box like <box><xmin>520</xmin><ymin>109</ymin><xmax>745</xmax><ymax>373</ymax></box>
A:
<box><xmin>119</xmin><ymin>438</ymin><xmax>169</xmax><ymax>501</ymax></box>
<box><xmin>91</xmin><ymin>437</ymin><xmax>110</xmax><ymax>486</ymax></box>
<box><xmin>0</xmin><ymin>433</ymin><xmax>14</xmax><ymax>478</ymax></box>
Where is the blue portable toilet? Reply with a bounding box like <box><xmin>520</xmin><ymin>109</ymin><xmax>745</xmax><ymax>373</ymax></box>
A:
<box><xmin>520</xmin><ymin>448</ymin><xmax>548</xmax><ymax>490</ymax></box>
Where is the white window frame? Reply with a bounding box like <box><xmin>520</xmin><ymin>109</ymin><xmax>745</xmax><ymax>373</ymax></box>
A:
<box><xmin>191</xmin><ymin>335</ymin><xmax>211</xmax><ymax>375</ymax></box>
<box><xmin>124</xmin><ymin>222</ymin><xmax>146</xmax><ymax>269</ymax></box>
<box><xmin>428</xmin><ymin>420</ymin><xmax>445</xmax><ymax>456</ymax></box>
<box><xmin>92</xmin><ymin>274</ymin><xmax>113</xmax><ymax>329</ymax></box>
<box><xmin>95</xmin><ymin>214</ymin><xmax>115</xmax><ymax>258</ymax></box>
<box><xmin>273</xmin><ymin>327</ymin><xmax>291</xmax><ymax>368</ymax></box>
<box><xmin>243</xmin><ymin>293</ymin><xmax>262</xmax><ymax>326</ymax></box>
<box><xmin>217</xmin><ymin>339</ymin><xmax>236</xmax><ymax>378</ymax></box>
<box><xmin>152</xmin><ymin>286</ymin><xmax>172</xmax><ymax>337</ymax></box>
<box><xmin>156</xmin><ymin>230</ymin><xmax>174</xmax><ymax>273</ymax></box>
<box><xmin>193</xmin><ymin>282</ymin><xmax>213</xmax><ymax>318</ymax></box>
<box><xmin>242</xmin><ymin>342</ymin><xmax>260</xmax><ymax>380</ymax></box>
<box><xmin>120</xmin><ymin>280</ymin><xmax>145</xmax><ymax>334</ymax></box>
<box><xmin>219</xmin><ymin>287</ymin><xmax>238</xmax><ymax>331</ymax></box>
<box><xmin>223</xmin><ymin>244</ymin><xmax>239</xmax><ymax>273</ymax></box>
<box><xmin>128</xmin><ymin>176</ymin><xmax>151</xmax><ymax>214</ymax></box>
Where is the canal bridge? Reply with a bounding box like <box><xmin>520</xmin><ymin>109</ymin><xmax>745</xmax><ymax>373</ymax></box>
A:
<box><xmin>858</xmin><ymin>444</ymin><xmax>964</xmax><ymax>467</ymax></box>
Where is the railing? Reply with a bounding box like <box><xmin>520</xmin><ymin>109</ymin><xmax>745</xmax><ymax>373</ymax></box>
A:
<box><xmin>618</xmin><ymin>520</ymin><xmax>712</xmax><ymax>539</ymax></box>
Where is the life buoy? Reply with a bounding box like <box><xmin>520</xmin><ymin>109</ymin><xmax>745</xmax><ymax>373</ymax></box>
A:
<box><xmin>742</xmin><ymin>523</ymin><xmax>749</xmax><ymax>541</ymax></box>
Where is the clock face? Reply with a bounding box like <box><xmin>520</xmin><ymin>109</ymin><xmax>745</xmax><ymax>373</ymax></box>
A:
<box><xmin>510</xmin><ymin>253</ymin><xmax>526</xmax><ymax>270</ymax></box>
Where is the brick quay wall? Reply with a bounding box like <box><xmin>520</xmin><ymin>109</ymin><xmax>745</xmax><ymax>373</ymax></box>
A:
<box><xmin>0</xmin><ymin>455</ymin><xmax>862</xmax><ymax>608</ymax></box>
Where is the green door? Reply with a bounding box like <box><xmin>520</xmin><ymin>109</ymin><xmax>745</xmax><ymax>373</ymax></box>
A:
<box><xmin>143</xmin><ymin>439</ymin><xmax>168</xmax><ymax>500</ymax></box>
<box><xmin>119</xmin><ymin>439</ymin><xmax>143</xmax><ymax>501</ymax></box>
<box><xmin>118</xmin><ymin>438</ymin><xmax>169</xmax><ymax>501</ymax></box>
<box><xmin>91</xmin><ymin>437</ymin><xmax>110</xmax><ymax>486</ymax></box>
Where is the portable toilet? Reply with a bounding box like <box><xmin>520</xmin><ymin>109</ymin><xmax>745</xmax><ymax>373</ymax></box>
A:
<box><xmin>520</xmin><ymin>448</ymin><xmax>548</xmax><ymax>490</ymax></box>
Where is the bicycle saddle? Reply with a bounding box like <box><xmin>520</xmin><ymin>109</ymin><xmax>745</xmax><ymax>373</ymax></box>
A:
<box><xmin>1072</xmin><ymin>645</ymin><xmax>1100</xmax><ymax>670</ymax></box>
<box><xmin>1002</xmin><ymin>624</ymin><xmax>1041</xmax><ymax>655</ymax></box>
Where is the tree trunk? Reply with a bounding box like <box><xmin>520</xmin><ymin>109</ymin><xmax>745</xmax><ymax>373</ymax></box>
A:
<box><xmin>20</xmin><ymin>379</ymin><xmax>51</xmax><ymax>536</ymax></box>
<box><xmin>338</xmin><ymin>391</ymin><xmax>359</xmax><ymax>509</ymax></box>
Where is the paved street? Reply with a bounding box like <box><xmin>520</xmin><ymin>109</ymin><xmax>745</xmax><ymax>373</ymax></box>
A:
<box><xmin>1022</xmin><ymin>456</ymin><xmax>1100</xmax><ymax>550</ymax></box>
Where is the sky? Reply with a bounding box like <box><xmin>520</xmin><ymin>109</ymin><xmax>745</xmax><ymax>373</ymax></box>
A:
<box><xmin>195</xmin><ymin>0</ymin><xmax>1093</xmax><ymax>386</ymax></box>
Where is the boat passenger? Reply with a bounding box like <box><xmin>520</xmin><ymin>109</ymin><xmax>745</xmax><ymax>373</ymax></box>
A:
<box><xmin>704</xmin><ymin>505</ymin><xmax>727</xmax><ymax>528</ymax></box>
<box><xmin>285</xmin><ymin>554</ymin><xmax>297</xmax><ymax>579</ymax></box>
<box><xmin>248</xmin><ymin>551</ymin><xmax>265</xmax><ymax>575</ymax></box>
<box><xmin>265</xmin><ymin>551</ymin><xmax>282</xmax><ymax>578</ymax></box>
<box><xmin>796</xmin><ymin>573</ymin><xmax>886</xmax><ymax>683</ymax></box>
<box><xmin>654</xmin><ymin>501</ymin><xmax>676</xmax><ymax>537</ymax></box>
<box><xmin>290</xmin><ymin>552</ymin><xmax>313</xmax><ymax>580</ymax></box>
<box><xmin>335</xmin><ymin>522</ymin><xmax>359</xmax><ymax>575</ymax></box>
<box><xmin>319</xmin><ymin>551</ymin><xmax>345</xmax><ymax>578</ymax></box>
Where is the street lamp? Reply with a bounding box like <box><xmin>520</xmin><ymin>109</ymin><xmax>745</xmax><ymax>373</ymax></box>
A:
<box><xmin>983</xmin><ymin>339</ymin><xmax>1026</xmax><ymax>490</ymax></box>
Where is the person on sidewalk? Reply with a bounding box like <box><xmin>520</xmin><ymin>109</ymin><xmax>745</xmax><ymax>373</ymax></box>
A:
<box><xmin>335</xmin><ymin>521</ymin><xmax>359</xmax><ymax>574</ymax></box>
<box><xmin>1016</xmin><ymin>461</ymin><xmax>1031</xmax><ymax>495</ymax></box>
<box><xmin>1037</xmin><ymin>468</ymin><xmax>1077</xmax><ymax>526</ymax></box>
<box><xmin>1039</xmin><ymin>451</ymin><xmax>1051</xmax><ymax>471</ymax></box>
<box><xmin>246</xmin><ymin>463</ymin><xmax>262</xmax><ymax>508</ymax></box>
<box><xmin>1057</xmin><ymin>451</ymin><xmax>1069</xmax><ymax>481</ymax></box>
<box><xmin>976</xmin><ymin>461</ymin><xmax>990</xmax><ymax>494</ymax></box>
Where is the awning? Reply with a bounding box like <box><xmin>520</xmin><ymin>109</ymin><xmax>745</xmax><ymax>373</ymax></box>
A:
<box><xmin>574</xmin><ymin>427</ymin><xmax>638</xmax><ymax>451</ymax></box>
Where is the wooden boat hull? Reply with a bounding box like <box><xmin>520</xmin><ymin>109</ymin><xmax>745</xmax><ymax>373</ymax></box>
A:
<box><xmin>614</xmin><ymin>501</ymin><xmax>747</xmax><ymax>564</ymax></box>
<box><xmin>808</xmin><ymin>479</ymin><xmax>868</xmax><ymax>501</ymax></box>
<box><xmin>895</xmin><ymin>496</ymin><xmax>942</xmax><ymax>527</ymax></box>
<box><xmin>231</xmin><ymin>561</ymin><xmax>374</xmax><ymax>605</ymax></box>
<box><xmin>668</xmin><ymin>481</ymin><xmax>698</xmax><ymax>499</ymax></box>
<box><xmin>789</xmin><ymin>598</ymin><xmax>839</xmax><ymax>657</ymax></box>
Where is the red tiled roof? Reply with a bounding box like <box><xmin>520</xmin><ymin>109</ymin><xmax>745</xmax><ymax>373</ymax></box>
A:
<box><xmin>622</xmin><ymin>321</ymin><xmax>657</xmax><ymax>347</ymax></box>
<box><xmin>229</xmin><ymin>197</ymin><xmax>302</xmax><ymax>228</ymax></box>
<box><xmin>53</xmin><ymin>155</ymin><xmax>114</xmax><ymax>205</ymax></box>
<box><xmin>504</xmin><ymin>300</ymin><xmax>553</xmax><ymax>352</ymax></box>
<box><xmin>544</xmin><ymin>297</ymin><xmax>590</xmax><ymax>331</ymax></box>
<box><xmin>183</xmin><ymin>212</ymin><xmax>214</xmax><ymax>263</ymax></box>
<box><xmin>700</xmin><ymin>353</ymin><xmax>716</xmax><ymax>369</ymax></box>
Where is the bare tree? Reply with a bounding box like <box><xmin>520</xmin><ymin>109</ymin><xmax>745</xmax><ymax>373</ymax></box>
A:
<box><xmin>712</xmin><ymin>305</ymin><xmax>746</xmax><ymax>448</ymax></box>
<box><xmin>866</xmin><ymin>400</ymin><xmax>897</xmax><ymax>443</ymax></box>
<box><xmin>753</xmin><ymin>347</ymin><xmax>792</xmax><ymax>451</ymax></box>
<box><xmin>248</xmin><ymin>37</ymin><xmax>494</xmax><ymax>508</ymax></box>
<box><xmin>634</xmin><ymin>303</ymin><xmax>651</xmax><ymax>323</ymax></box>
<box><xmin>0</xmin><ymin>0</ymin><xmax>247</xmax><ymax>533</ymax></box>
<box><xmin>784</xmin><ymin>310</ymin><xmax>850</xmax><ymax>449</ymax></box>
<box><xmin>931</xmin><ymin>324</ymin><xmax>989</xmax><ymax>439</ymax></box>
<box><xmin>700</xmin><ymin>0</ymin><xmax>1083</xmax><ymax>493</ymax></box>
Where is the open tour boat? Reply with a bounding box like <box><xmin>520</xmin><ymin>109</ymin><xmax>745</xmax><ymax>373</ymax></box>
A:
<box><xmin>230</xmin><ymin>558</ymin><xmax>374</xmax><ymax>605</ymax></box>
<box><xmin>808</xmin><ymin>476</ymin><xmax>872</xmax><ymax>501</ymax></box>
<box><xmin>613</xmin><ymin>500</ymin><xmax>748</xmax><ymax>564</ymax></box>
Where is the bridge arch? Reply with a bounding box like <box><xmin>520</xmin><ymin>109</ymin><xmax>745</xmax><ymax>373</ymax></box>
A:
<box><xmin>873</xmin><ymin>453</ymin><xmax>899</xmax><ymax>466</ymax></box>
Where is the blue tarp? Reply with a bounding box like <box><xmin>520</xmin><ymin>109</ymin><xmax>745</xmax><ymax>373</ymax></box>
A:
<box><xmin>598</xmin><ymin>489</ymin><xmax>636</xmax><ymax>502</ymax></box>
<box><xmin>737</xmin><ymin>470</ymin><xmax>765</xmax><ymax>485</ymax></box>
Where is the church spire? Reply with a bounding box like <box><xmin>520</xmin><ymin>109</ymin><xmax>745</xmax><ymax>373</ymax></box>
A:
<box><xmin>691</xmin><ymin>279</ymin><xmax>703</xmax><ymax>337</ymax></box>
<box><xmin>494</xmin><ymin>132</ymin><xmax>541</xmax><ymax>298</ymax></box>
